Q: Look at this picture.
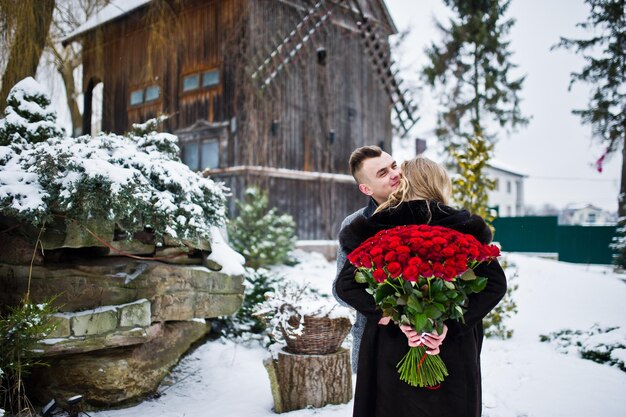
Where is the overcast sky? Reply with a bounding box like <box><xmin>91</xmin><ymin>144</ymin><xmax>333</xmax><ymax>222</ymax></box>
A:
<box><xmin>386</xmin><ymin>0</ymin><xmax>620</xmax><ymax>213</ymax></box>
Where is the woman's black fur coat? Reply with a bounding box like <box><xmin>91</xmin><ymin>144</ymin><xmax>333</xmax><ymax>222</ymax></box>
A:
<box><xmin>336</xmin><ymin>200</ymin><xmax>507</xmax><ymax>417</ymax></box>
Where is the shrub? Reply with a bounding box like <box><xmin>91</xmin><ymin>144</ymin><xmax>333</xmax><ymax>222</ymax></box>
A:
<box><xmin>0</xmin><ymin>301</ymin><xmax>58</xmax><ymax>414</ymax></box>
<box><xmin>483</xmin><ymin>256</ymin><xmax>519</xmax><ymax>339</ymax></box>
<box><xmin>227</xmin><ymin>187</ymin><xmax>296</xmax><ymax>269</ymax></box>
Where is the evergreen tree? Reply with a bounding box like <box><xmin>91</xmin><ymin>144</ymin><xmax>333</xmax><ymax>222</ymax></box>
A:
<box><xmin>0</xmin><ymin>77</ymin><xmax>64</xmax><ymax>146</ymax></box>
<box><xmin>423</xmin><ymin>0</ymin><xmax>528</xmax><ymax>148</ymax></box>
<box><xmin>451</xmin><ymin>135</ymin><xmax>496</xmax><ymax>224</ymax></box>
<box><xmin>553</xmin><ymin>0</ymin><xmax>626</xmax><ymax>268</ymax></box>
<box><xmin>227</xmin><ymin>187</ymin><xmax>297</xmax><ymax>269</ymax></box>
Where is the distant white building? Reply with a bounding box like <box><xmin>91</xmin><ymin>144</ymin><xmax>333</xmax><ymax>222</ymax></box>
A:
<box><xmin>560</xmin><ymin>203</ymin><xmax>616</xmax><ymax>225</ymax></box>
<box><xmin>485</xmin><ymin>161</ymin><xmax>526</xmax><ymax>217</ymax></box>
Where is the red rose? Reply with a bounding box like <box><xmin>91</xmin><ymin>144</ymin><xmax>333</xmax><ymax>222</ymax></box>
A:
<box><xmin>408</xmin><ymin>256</ymin><xmax>422</xmax><ymax>267</ymax></box>
<box><xmin>387</xmin><ymin>262</ymin><xmax>402</xmax><ymax>277</ymax></box>
<box><xmin>397</xmin><ymin>245</ymin><xmax>411</xmax><ymax>254</ymax></box>
<box><xmin>441</xmin><ymin>246</ymin><xmax>457</xmax><ymax>258</ymax></box>
<box><xmin>370</xmin><ymin>247</ymin><xmax>383</xmax><ymax>256</ymax></box>
<box><xmin>419</xmin><ymin>263</ymin><xmax>433</xmax><ymax>277</ymax></box>
<box><xmin>384</xmin><ymin>251</ymin><xmax>397</xmax><ymax>262</ymax></box>
<box><xmin>372</xmin><ymin>268</ymin><xmax>387</xmax><ymax>283</ymax></box>
<box><xmin>402</xmin><ymin>265</ymin><xmax>419</xmax><ymax>281</ymax></box>
<box><xmin>372</xmin><ymin>255</ymin><xmax>385</xmax><ymax>268</ymax></box>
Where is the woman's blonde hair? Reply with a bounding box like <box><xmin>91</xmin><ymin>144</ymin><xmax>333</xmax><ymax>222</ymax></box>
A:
<box><xmin>375</xmin><ymin>157</ymin><xmax>452</xmax><ymax>214</ymax></box>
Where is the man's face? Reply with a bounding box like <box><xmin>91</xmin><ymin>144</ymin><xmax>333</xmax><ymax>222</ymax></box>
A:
<box><xmin>357</xmin><ymin>152</ymin><xmax>401</xmax><ymax>204</ymax></box>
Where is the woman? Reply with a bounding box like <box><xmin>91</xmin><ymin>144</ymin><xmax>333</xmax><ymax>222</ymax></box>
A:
<box><xmin>336</xmin><ymin>157</ymin><xmax>507</xmax><ymax>417</ymax></box>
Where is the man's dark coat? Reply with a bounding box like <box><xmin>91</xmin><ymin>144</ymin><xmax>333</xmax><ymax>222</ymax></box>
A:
<box><xmin>336</xmin><ymin>200</ymin><xmax>507</xmax><ymax>417</ymax></box>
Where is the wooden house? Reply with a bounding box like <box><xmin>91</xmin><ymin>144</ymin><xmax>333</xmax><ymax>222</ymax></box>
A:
<box><xmin>63</xmin><ymin>0</ymin><xmax>416</xmax><ymax>239</ymax></box>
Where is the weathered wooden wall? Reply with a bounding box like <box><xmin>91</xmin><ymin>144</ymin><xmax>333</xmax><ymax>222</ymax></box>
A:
<box><xmin>213</xmin><ymin>169</ymin><xmax>369</xmax><ymax>240</ymax></box>
<box><xmin>81</xmin><ymin>0</ymin><xmax>243</xmax><ymax>134</ymax></box>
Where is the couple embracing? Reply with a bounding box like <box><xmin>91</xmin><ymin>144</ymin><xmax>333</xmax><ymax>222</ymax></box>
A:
<box><xmin>333</xmin><ymin>146</ymin><xmax>507</xmax><ymax>417</ymax></box>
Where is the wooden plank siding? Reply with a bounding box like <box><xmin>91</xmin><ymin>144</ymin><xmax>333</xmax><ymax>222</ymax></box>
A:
<box><xmin>213</xmin><ymin>170</ymin><xmax>369</xmax><ymax>240</ymax></box>
<box><xmin>81</xmin><ymin>0</ymin><xmax>242</xmax><ymax>134</ymax></box>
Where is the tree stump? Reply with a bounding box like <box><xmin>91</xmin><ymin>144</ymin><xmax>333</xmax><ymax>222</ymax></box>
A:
<box><xmin>264</xmin><ymin>347</ymin><xmax>352</xmax><ymax>413</ymax></box>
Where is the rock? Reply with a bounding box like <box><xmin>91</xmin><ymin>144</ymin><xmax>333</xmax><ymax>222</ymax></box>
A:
<box><xmin>0</xmin><ymin>233</ymin><xmax>44</xmax><ymax>265</ymax></box>
<box><xmin>0</xmin><ymin>259</ymin><xmax>244</xmax><ymax>321</ymax></box>
<box><xmin>71</xmin><ymin>308</ymin><xmax>118</xmax><ymax>336</ymax></box>
<box><xmin>39</xmin><ymin>218</ymin><xmax>115</xmax><ymax>250</ymax></box>
<box><xmin>104</xmin><ymin>239</ymin><xmax>156</xmax><ymax>256</ymax></box>
<box><xmin>202</xmin><ymin>254</ymin><xmax>223</xmax><ymax>271</ymax></box>
<box><xmin>48</xmin><ymin>315</ymin><xmax>71</xmax><ymax>338</ymax></box>
<box><xmin>29</xmin><ymin>321</ymin><xmax>210</xmax><ymax>408</ymax></box>
<box><xmin>38</xmin><ymin>324</ymin><xmax>161</xmax><ymax>356</ymax></box>
<box><xmin>119</xmin><ymin>299</ymin><xmax>151</xmax><ymax>327</ymax></box>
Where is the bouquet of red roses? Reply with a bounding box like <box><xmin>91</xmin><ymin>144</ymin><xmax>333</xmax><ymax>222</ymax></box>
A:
<box><xmin>347</xmin><ymin>224</ymin><xmax>500</xmax><ymax>388</ymax></box>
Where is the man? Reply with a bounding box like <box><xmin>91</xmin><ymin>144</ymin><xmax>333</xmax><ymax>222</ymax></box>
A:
<box><xmin>333</xmin><ymin>145</ymin><xmax>401</xmax><ymax>371</ymax></box>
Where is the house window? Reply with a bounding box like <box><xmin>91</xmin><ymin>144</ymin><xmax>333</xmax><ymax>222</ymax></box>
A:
<box><xmin>145</xmin><ymin>85</ymin><xmax>160</xmax><ymax>102</ymax></box>
<box><xmin>181</xmin><ymin>139</ymin><xmax>219</xmax><ymax>171</ymax></box>
<box><xmin>202</xmin><ymin>70</ymin><xmax>219</xmax><ymax>88</ymax></box>
<box><xmin>587</xmin><ymin>212</ymin><xmax>596</xmax><ymax>223</ymax></box>
<box><xmin>182</xmin><ymin>142</ymin><xmax>200</xmax><ymax>170</ymax></box>
<box><xmin>506</xmin><ymin>180</ymin><xmax>512</xmax><ymax>194</ymax></box>
<box><xmin>130</xmin><ymin>89</ymin><xmax>144</xmax><ymax>106</ymax></box>
<box><xmin>201</xmin><ymin>140</ymin><xmax>219</xmax><ymax>169</ymax></box>
<box><xmin>494</xmin><ymin>178</ymin><xmax>499</xmax><ymax>191</ymax></box>
<box><xmin>183</xmin><ymin>74</ymin><xmax>200</xmax><ymax>92</ymax></box>
<box><xmin>130</xmin><ymin>85</ymin><xmax>160</xmax><ymax>106</ymax></box>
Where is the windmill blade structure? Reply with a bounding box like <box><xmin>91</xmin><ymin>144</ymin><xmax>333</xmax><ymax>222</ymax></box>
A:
<box><xmin>251</xmin><ymin>0</ymin><xmax>339</xmax><ymax>90</ymax></box>
<box><xmin>250</xmin><ymin>0</ymin><xmax>418</xmax><ymax>137</ymax></box>
<box><xmin>355</xmin><ymin>13</ymin><xmax>418</xmax><ymax>138</ymax></box>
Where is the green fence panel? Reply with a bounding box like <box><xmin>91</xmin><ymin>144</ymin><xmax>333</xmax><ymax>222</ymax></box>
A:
<box><xmin>492</xmin><ymin>216</ymin><xmax>558</xmax><ymax>253</ymax></box>
<box><xmin>557</xmin><ymin>225</ymin><xmax>616</xmax><ymax>265</ymax></box>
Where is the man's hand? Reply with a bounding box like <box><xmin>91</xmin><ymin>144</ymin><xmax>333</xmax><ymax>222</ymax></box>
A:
<box><xmin>399</xmin><ymin>324</ymin><xmax>448</xmax><ymax>355</ymax></box>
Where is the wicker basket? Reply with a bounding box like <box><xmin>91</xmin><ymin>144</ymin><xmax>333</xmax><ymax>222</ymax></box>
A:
<box><xmin>280</xmin><ymin>313</ymin><xmax>352</xmax><ymax>355</ymax></box>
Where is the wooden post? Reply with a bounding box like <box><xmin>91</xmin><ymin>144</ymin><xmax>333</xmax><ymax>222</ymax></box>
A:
<box><xmin>264</xmin><ymin>347</ymin><xmax>352</xmax><ymax>413</ymax></box>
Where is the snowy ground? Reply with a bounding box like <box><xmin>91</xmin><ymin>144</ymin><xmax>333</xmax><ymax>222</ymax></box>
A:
<box><xmin>92</xmin><ymin>251</ymin><xmax>626</xmax><ymax>417</ymax></box>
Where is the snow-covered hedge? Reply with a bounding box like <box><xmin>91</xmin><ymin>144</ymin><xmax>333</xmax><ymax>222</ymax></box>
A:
<box><xmin>540</xmin><ymin>324</ymin><xmax>626</xmax><ymax>372</ymax></box>
<box><xmin>0</xmin><ymin>77</ymin><xmax>227</xmax><ymax>242</ymax></box>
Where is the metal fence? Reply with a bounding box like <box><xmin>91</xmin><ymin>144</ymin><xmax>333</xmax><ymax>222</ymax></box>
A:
<box><xmin>492</xmin><ymin>216</ymin><xmax>616</xmax><ymax>265</ymax></box>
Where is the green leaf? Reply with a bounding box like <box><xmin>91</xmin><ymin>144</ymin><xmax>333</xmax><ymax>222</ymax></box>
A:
<box><xmin>397</xmin><ymin>295</ymin><xmax>408</xmax><ymax>306</ymax></box>
<box><xmin>444</xmin><ymin>280</ymin><xmax>456</xmax><ymax>290</ymax></box>
<box><xmin>407</xmin><ymin>294</ymin><xmax>424</xmax><ymax>313</ymax></box>
<box><xmin>460</xmin><ymin>269</ymin><xmax>477</xmax><ymax>281</ymax></box>
<box><xmin>413</xmin><ymin>313</ymin><xmax>428</xmax><ymax>331</ymax></box>
<box><xmin>374</xmin><ymin>283</ymin><xmax>396</xmax><ymax>304</ymax></box>
<box><xmin>355</xmin><ymin>270</ymin><xmax>368</xmax><ymax>284</ymax></box>
<box><xmin>470</xmin><ymin>276</ymin><xmax>488</xmax><ymax>293</ymax></box>
<box><xmin>424</xmin><ymin>304</ymin><xmax>442</xmax><ymax>320</ymax></box>
<box><xmin>434</xmin><ymin>292</ymin><xmax>447</xmax><ymax>303</ymax></box>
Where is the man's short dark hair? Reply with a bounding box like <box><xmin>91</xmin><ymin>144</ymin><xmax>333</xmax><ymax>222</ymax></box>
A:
<box><xmin>349</xmin><ymin>145</ymin><xmax>383</xmax><ymax>182</ymax></box>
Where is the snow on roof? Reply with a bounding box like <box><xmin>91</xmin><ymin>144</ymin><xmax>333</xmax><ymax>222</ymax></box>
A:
<box><xmin>62</xmin><ymin>0</ymin><xmax>151</xmax><ymax>44</ymax></box>
<box><xmin>564</xmin><ymin>202</ymin><xmax>603</xmax><ymax>211</ymax></box>
<box><xmin>487</xmin><ymin>159</ymin><xmax>527</xmax><ymax>177</ymax></box>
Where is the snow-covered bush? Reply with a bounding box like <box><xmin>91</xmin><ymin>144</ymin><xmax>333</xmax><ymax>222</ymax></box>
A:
<box><xmin>0</xmin><ymin>77</ymin><xmax>63</xmax><ymax>146</ymax></box>
<box><xmin>0</xmin><ymin>78</ymin><xmax>227</xmax><ymax>242</ymax></box>
<box><xmin>0</xmin><ymin>131</ymin><xmax>228</xmax><ymax>242</ymax></box>
<box><xmin>483</xmin><ymin>257</ymin><xmax>519</xmax><ymax>339</ymax></box>
<box><xmin>227</xmin><ymin>187</ymin><xmax>296</xmax><ymax>269</ymax></box>
<box><xmin>540</xmin><ymin>324</ymin><xmax>626</xmax><ymax>372</ymax></box>
<box><xmin>0</xmin><ymin>301</ymin><xmax>58</xmax><ymax>414</ymax></box>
